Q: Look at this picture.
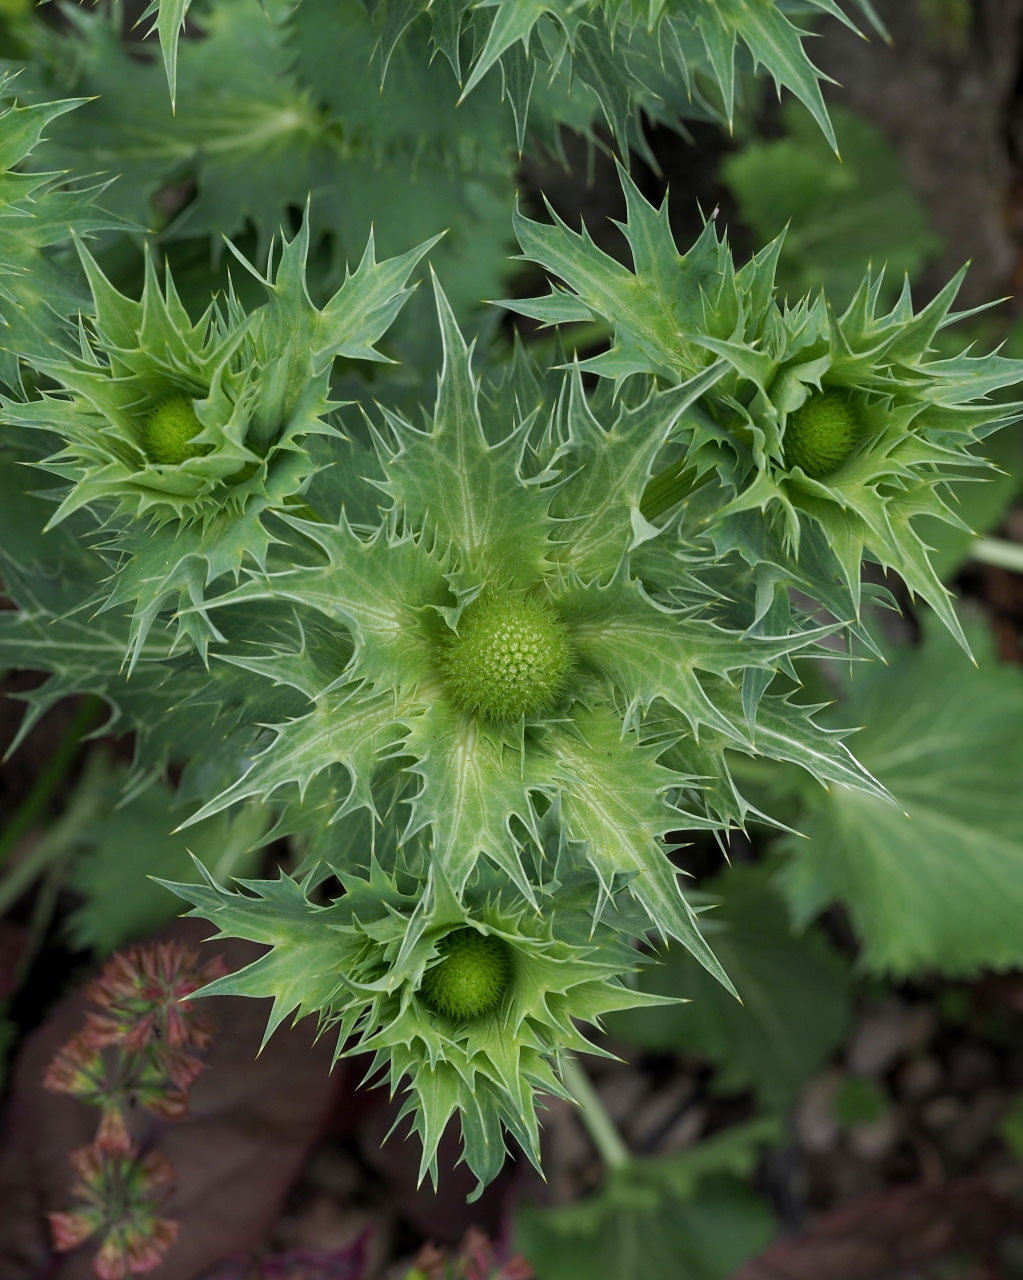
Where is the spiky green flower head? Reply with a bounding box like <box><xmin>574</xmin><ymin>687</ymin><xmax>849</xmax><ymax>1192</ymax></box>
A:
<box><xmin>419</xmin><ymin>926</ymin><xmax>512</xmax><ymax>1018</ymax></box>
<box><xmin>440</xmin><ymin>591</ymin><xmax>573</xmax><ymax>722</ymax></box>
<box><xmin>140</xmin><ymin>393</ymin><xmax>211</xmax><ymax>466</ymax></box>
<box><xmin>3</xmin><ymin>217</ymin><xmax>437</xmax><ymax>668</ymax></box>
<box><xmin>506</xmin><ymin>165</ymin><xmax>1023</xmax><ymax>650</ymax></box>
<box><xmin>159</xmin><ymin>858</ymin><xmax>673</xmax><ymax>1195</ymax></box>
<box><xmin>783</xmin><ymin>389</ymin><xmax>860</xmax><ymax>479</ymax></box>
<box><xmin>181</xmin><ymin>279</ymin><xmax>891</xmax><ymax>988</ymax></box>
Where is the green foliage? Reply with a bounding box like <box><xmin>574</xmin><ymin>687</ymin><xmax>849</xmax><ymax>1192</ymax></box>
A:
<box><xmin>0</xmin><ymin>0</ymin><xmax>1020</xmax><ymax>1205</ymax></box>
<box><xmin>0</xmin><ymin>88</ymin><xmax>128</xmax><ymax>388</ymax></box>
<box><xmin>609</xmin><ymin>865</ymin><xmax>852</xmax><ymax>1110</ymax></box>
<box><xmin>776</xmin><ymin>621</ymin><xmax>1023</xmax><ymax>977</ymax></box>
<box><xmin>515</xmin><ymin>1119</ymin><xmax>778</xmax><ymax>1280</ymax></box>
<box><xmin>721</xmin><ymin>103</ymin><xmax>941</xmax><ymax>308</ymax></box>
<box><xmin>130</xmin><ymin>0</ymin><xmax>884</xmax><ymax>151</ymax></box>
<box><xmin>509</xmin><ymin>166</ymin><xmax>1023</xmax><ymax>647</ymax></box>
<box><xmin>6</xmin><ymin>0</ymin><xmax>521</xmax><ymax>320</ymax></box>
<box><xmin>64</xmin><ymin>767</ymin><xmax>267</xmax><ymax>954</ymax></box>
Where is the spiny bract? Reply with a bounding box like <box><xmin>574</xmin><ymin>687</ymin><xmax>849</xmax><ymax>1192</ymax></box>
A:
<box><xmin>0</xmin><ymin>219</ymin><xmax>437</xmax><ymax>670</ymax></box>
<box><xmin>507</xmin><ymin>164</ymin><xmax>1023</xmax><ymax>651</ymax></box>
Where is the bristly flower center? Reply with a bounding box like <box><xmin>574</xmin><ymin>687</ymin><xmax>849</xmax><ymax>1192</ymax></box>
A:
<box><xmin>441</xmin><ymin>591</ymin><xmax>573</xmax><ymax>722</ymax></box>
<box><xmin>419</xmin><ymin>928</ymin><xmax>512</xmax><ymax>1020</ymax></box>
<box><xmin>783</xmin><ymin>390</ymin><xmax>859</xmax><ymax>479</ymax></box>
<box><xmin>141</xmin><ymin>394</ymin><xmax>209</xmax><ymax>466</ymax></box>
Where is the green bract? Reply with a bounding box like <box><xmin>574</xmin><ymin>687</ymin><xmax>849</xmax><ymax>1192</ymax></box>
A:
<box><xmin>1</xmin><ymin>219</ymin><xmax>437</xmax><ymax>668</ymax></box>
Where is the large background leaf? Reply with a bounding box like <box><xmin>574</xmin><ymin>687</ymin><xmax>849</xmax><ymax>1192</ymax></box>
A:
<box><xmin>776</xmin><ymin>618</ymin><xmax>1023</xmax><ymax>976</ymax></box>
<box><xmin>608</xmin><ymin>864</ymin><xmax>853</xmax><ymax>1109</ymax></box>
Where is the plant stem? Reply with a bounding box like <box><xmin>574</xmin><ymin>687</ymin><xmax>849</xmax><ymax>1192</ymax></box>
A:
<box><xmin>561</xmin><ymin>1055</ymin><xmax>631</xmax><ymax>1172</ymax></box>
<box><xmin>0</xmin><ymin>694</ymin><xmax>103</xmax><ymax>869</ymax></box>
<box><xmin>972</xmin><ymin>537</ymin><xmax>1023</xmax><ymax>574</ymax></box>
<box><xmin>0</xmin><ymin>751</ymin><xmax>108</xmax><ymax>917</ymax></box>
<box><xmin>640</xmin><ymin>459</ymin><xmax>699</xmax><ymax>522</ymax></box>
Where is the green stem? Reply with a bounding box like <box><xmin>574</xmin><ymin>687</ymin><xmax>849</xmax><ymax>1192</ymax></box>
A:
<box><xmin>0</xmin><ymin>750</ymin><xmax>108</xmax><ymax>916</ymax></box>
<box><xmin>561</xmin><ymin>1055</ymin><xmax>631</xmax><ymax>1172</ymax></box>
<box><xmin>0</xmin><ymin>694</ymin><xmax>103</xmax><ymax>870</ymax></box>
<box><xmin>640</xmin><ymin>459</ymin><xmax>698</xmax><ymax>522</ymax></box>
<box><xmin>972</xmin><ymin>536</ymin><xmax>1023</xmax><ymax>574</ymax></box>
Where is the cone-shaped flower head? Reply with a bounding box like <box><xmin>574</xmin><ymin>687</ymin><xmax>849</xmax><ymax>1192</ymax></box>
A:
<box><xmin>783</xmin><ymin>390</ymin><xmax>859</xmax><ymax>479</ymax></box>
<box><xmin>441</xmin><ymin>592</ymin><xmax>573</xmax><ymax>722</ymax></box>
<box><xmin>140</xmin><ymin>394</ymin><xmax>210</xmax><ymax>466</ymax></box>
<box><xmin>419</xmin><ymin>927</ymin><xmax>512</xmax><ymax>1018</ymax></box>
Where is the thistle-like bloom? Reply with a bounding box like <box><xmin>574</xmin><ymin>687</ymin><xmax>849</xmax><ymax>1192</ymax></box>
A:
<box><xmin>3</xmin><ymin>219</ymin><xmax>437</xmax><ymax>667</ymax></box>
<box><xmin>163</xmin><ymin>856</ymin><xmax>672</xmax><ymax>1193</ymax></box>
<box><xmin>163</xmin><ymin>284</ymin><xmax>890</xmax><ymax>1190</ymax></box>
<box><xmin>508</xmin><ymin>166</ymin><xmax>1023</xmax><ymax>649</ymax></box>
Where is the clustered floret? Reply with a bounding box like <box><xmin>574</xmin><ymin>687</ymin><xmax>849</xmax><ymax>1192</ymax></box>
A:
<box><xmin>440</xmin><ymin>592</ymin><xmax>573</xmax><ymax>722</ymax></box>
<box><xmin>419</xmin><ymin>928</ymin><xmax>513</xmax><ymax>1020</ymax></box>
<box><xmin>783</xmin><ymin>389</ymin><xmax>860</xmax><ymax>479</ymax></box>
<box><xmin>139</xmin><ymin>392</ymin><xmax>209</xmax><ymax>466</ymax></box>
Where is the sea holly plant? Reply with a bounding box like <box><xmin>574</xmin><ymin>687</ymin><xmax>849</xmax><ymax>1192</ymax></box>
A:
<box><xmin>1</xmin><ymin>217</ymin><xmax>437</xmax><ymax>668</ymax></box>
<box><xmin>508</xmin><ymin>168</ymin><xmax>1023</xmax><ymax>647</ymax></box>
<box><xmin>0</xmin><ymin>7</ymin><xmax>1021</xmax><ymax>1209</ymax></box>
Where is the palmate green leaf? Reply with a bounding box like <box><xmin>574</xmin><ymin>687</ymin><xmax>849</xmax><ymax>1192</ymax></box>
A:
<box><xmin>514</xmin><ymin>1118</ymin><xmax>778</xmax><ymax>1280</ymax></box>
<box><xmin>721</xmin><ymin>103</ymin><xmax>940</xmax><ymax>310</ymax></box>
<box><xmin>776</xmin><ymin>620</ymin><xmax>1023</xmax><ymax>977</ymax></box>
<box><xmin>9</xmin><ymin>0</ymin><xmax>520</xmax><ymax>322</ymax></box>
<box><xmin>610</xmin><ymin>864</ymin><xmax>852</xmax><ymax>1109</ymax></box>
